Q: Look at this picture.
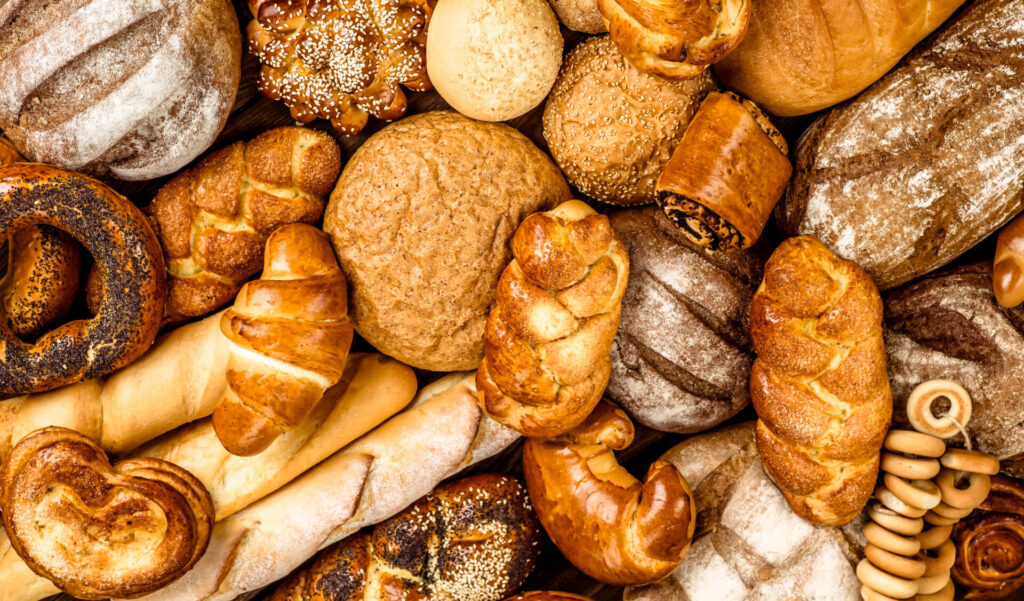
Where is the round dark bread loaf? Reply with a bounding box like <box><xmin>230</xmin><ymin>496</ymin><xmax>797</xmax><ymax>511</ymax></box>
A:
<box><xmin>606</xmin><ymin>208</ymin><xmax>763</xmax><ymax>433</ymax></box>
<box><xmin>885</xmin><ymin>263</ymin><xmax>1024</xmax><ymax>477</ymax></box>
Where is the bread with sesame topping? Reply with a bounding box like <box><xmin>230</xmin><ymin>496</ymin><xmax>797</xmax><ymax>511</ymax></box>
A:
<box><xmin>269</xmin><ymin>473</ymin><xmax>541</xmax><ymax>601</ymax></box>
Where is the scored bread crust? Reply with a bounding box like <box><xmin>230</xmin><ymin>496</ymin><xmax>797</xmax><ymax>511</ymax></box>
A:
<box><xmin>749</xmin><ymin>236</ymin><xmax>892</xmax><ymax>527</ymax></box>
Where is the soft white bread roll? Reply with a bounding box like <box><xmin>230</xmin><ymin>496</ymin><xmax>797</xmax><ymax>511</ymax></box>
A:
<box><xmin>0</xmin><ymin>312</ymin><xmax>229</xmax><ymax>460</ymax></box>
<box><xmin>132</xmin><ymin>373</ymin><xmax>520</xmax><ymax>601</ymax></box>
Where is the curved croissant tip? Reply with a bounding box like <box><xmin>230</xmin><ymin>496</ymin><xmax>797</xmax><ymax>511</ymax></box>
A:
<box><xmin>263</xmin><ymin>224</ymin><xmax>341</xmax><ymax>279</ymax></box>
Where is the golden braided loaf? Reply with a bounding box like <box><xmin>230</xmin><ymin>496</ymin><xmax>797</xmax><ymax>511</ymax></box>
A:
<box><xmin>212</xmin><ymin>224</ymin><xmax>353</xmax><ymax>456</ymax></box>
<box><xmin>477</xmin><ymin>200</ymin><xmax>629</xmax><ymax>438</ymax></box>
<box><xmin>750</xmin><ymin>236</ymin><xmax>892</xmax><ymax>526</ymax></box>
<box><xmin>597</xmin><ymin>0</ymin><xmax>750</xmax><ymax>79</ymax></box>
<box><xmin>141</xmin><ymin>127</ymin><xmax>341</xmax><ymax>324</ymax></box>
<box><xmin>247</xmin><ymin>0</ymin><xmax>435</xmax><ymax>135</ymax></box>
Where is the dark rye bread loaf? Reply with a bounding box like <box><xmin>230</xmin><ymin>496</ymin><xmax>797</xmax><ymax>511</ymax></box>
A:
<box><xmin>885</xmin><ymin>263</ymin><xmax>1024</xmax><ymax>477</ymax></box>
<box><xmin>607</xmin><ymin>208</ymin><xmax>763</xmax><ymax>433</ymax></box>
<box><xmin>777</xmin><ymin>0</ymin><xmax>1024</xmax><ymax>289</ymax></box>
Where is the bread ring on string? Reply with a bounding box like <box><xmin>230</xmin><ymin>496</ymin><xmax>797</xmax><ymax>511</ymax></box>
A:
<box><xmin>917</xmin><ymin>580</ymin><xmax>955</xmax><ymax>601</ymax></box>
<box><xmin>930</xmin><ymin>501</ymin><xmax>975</xmax><ymax>520</ymax></box>
<box><xmin>940</xmin><ymin>448</ymin><xmax>1001</xmax><ymax>475</ymax></box>
<box><xmin>884</xmin><ymin>430</ymin><xmax>947</xmax><ymax>458</ymax></box>
<box><xmin>921</xmin><ymin>539</ymin><xmax>956</xmax><ymax>576</ymax></box>
<box><xmin>916</xmin><ymin>570</ymin><xmax>952</xmax><ymax>595</ymax></box>
<box><xmin>935</xmin><ymin>468</ymin><xmax>991</xmax><ymax>510</ymax></box>
<box><xmin>883</xmin><ymin>473</ymin><xmax>942</xmax><ymax>510</ymax></box>
<box><xmin>906</xmin><ymin>380</ymin><xmax>972</xmax><ymax>439</ymax></box>
<box><xmin>864</xmin><ymin>544</ymin><xmax>926</xmax><ymax>579</ymax></box>
<box><xmin>918</xmin><ymin>525</ymin><xmax>954</xmax><ymax>549</ymax></box>
<box><xmin>861</xmin><ymin>585</ymin><xmax>902</xmax><ymax>601</ymax></box>
<box><xmin>856</xmin><ymin>558</ymin><xmax>919</xmax><ymax>599</ymax></box>
<box><xmin>876</xmin><ymin>483</ymin><xmax>929</xmax><ymax>518</ymax></box>
<box><xmin>865</xmin><ymin>522</ymin><xmax>921</xmax><ymax>556</ymax></box>
<box><xmin>881</xmin><ymin>452</ymin><xmax>942</xmax><ymax>480</ymax></box>
<box><xmin>869</xmin><ymin>503</ymin><xmax>924</xmax><ymax>536</ymax></box>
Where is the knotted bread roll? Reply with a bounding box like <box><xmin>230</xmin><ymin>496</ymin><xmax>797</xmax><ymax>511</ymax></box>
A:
<box><xmin>477</xmin><ymin>200</ymin><xmax>629</xmax><ymax>438</ymax></box>
<box><xmin>212</xmin><ymin>224</ymin><xmax>353</xmax><ymax>456</ymax></box>
<box><xmin>750</xmin><ymin>235</ymin><xmax>892</xmax><ymax>526</ymax></box>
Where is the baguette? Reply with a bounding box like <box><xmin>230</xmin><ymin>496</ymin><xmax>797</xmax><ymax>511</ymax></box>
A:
<box><xmin>132</xmin><ymin>373</ymin><xmax>520</xmax><ymax>601</ymax></box>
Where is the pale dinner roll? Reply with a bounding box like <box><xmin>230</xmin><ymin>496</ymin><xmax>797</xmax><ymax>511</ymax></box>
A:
<box><xmin>323</xmin><ymin>111</ymin><xmax>571</xmax><ymax>372</ymax></box>
<box><xmin>427</xmin><ymin>0</ymin><xmax>563</xmax><ymax>121</ymax></box>
<box><xmin>543</xmin><ymin>36</ymin><xmax>717</xmax><ymax>207</ymax></box>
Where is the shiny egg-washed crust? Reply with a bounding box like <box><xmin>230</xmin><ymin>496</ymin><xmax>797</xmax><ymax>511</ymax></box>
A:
<box><xmin>597</xmin><ymin>0</ymin><xmax>750</xmax><ymax>80</ymax></box>
<box><xmin>212</xmin><ymin>224</ymin><xmax>353</xmax><ymax>457</ymax></box>
<box><xmin>477</xmin><ymin>200</ymin><xmax>630</xmax><ymax>438</ymax></box>
<box><xmin>504</xmin><ymin>593</ymin><xmax>596</xmax><ymax>601</ymax></box>
<box><xmin>523</xmin><ymin>400</ymin><xmax>696</xmax><ymax>586</ymax></box>
<box><xmin>269</xmin><ymin>473</ymin><xmax>541</xmax><ymax>601</ymax></box>
<box><xmin>994</xmin><ymin>215</ymin><xmax>1024</xmax><ymax>308</ymax></box>
<box><xmin>0</xmin><ymin>427</ymin><xmax>214</xmax><ymax>599</ymax></box>
<box><xmin>137</xmin><ymin>126</ymin><xmax>340</xmax><ymax>324</ymax></box>
<box><xmin>247</xmin><ymin>0</ymin><xmax>435</xmax><ymax>135</ymax></box>
<box><xmin>949</xmin><ymin>475</ymin><xmax>1024</xmax><ymax>600</ymax></box>
<box><xmin>750</xmin><ymin>236</ymin><xmax>892</xmax><ymax>526</ymax></box>
<box><xmin>0</xmin><ymin>164</ymin><xmax>166</xmax><ymax>394</ymax></box>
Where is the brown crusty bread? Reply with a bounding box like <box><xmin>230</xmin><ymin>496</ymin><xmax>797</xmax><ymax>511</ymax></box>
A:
<box><xmin>750</xmin><ymin>236</ymin><xmax>891</xmax><ymax>527</ymax></box>
<box><xmin>713</xmin><ymin>0</ymin><xmax>965</xmax><ymax>116</ymax></box>
<box><xmin>776</xmin><ymin>0</ymin><xmax>1024</xmax><ymax>289</ymax></box>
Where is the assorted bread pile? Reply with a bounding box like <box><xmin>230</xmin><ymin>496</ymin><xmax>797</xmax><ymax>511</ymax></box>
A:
<box><xmin>0</xmin><ymin>0</ymin><xmax>1022</xmax><ymax>600</ymax></box>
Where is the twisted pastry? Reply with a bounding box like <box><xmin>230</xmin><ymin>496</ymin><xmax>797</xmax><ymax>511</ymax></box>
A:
<box><xmin>0</xmin><ymin>427</ymin><xmax>213</xmax><ymax>600</ymax></box>
<box><xmin>477</xmin><ymin>200</ymin><xmax>630</xmax><ymax>438</ymax></box>
<box><xmin>212</xmin><ymin>224</ymin><xmax>353</xmax><ymax>456</ymax></box>
<box><xmin>596</xmin><ymin>0</ymin><xmax>750</xmax><ymax>79</ymax></box>
<box><xmin>952</xmin><ymin>475</ymin><xmax>1024</xmax><ymax>600</ymax></box>
<box><xmin>750</xmin><ymin>235</ymin><xmax>892</xmax><ymax>526</ymax></box>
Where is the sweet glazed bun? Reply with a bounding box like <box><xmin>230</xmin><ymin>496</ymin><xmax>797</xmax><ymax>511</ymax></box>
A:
<box><xmin>543</xmin><ymin>36</ymin><xmax>716</xmax><ymax>207</ymax></box>
<box><xmin>324</xmin><ymin>112</ymin><xmax>570</xmax><ymax>371</ymax></box>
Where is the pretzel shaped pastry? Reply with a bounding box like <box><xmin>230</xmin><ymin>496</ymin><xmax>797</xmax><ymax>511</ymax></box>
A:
<box><xmin>0</xmin><ymin>427</ymin><xmax>213</xmax><ymax>599</ymax></box>
<box><xmin>477</xmin><ymin>200</ymin><xmax>630</xmax><ymax>438</ymax></box>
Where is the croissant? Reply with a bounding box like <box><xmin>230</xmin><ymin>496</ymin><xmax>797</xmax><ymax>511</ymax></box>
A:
<box><xmin>212</xmin><ymin>223</ymin><xmax>353</xmax><ymax>456</ymax></box>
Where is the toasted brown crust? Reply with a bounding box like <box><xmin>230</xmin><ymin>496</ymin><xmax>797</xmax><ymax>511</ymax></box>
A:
<box><xmin>750</xmin><ymin>236</ymin><xmax>891</xmax><ymax>526</ymax></box>
<box><xmin>0</xmin><ymin>164</ymin><xmax>166</xmax><ymax>394</ymax></box>
<box><xmin>0</xmin><ymin>427</ymin><xmax>213</xmax><ymax>599</ymax></box>
<box><xmin>1</xmin><ymin>226</ymin><xmax>81</xmax><ymax>339</ymax></box>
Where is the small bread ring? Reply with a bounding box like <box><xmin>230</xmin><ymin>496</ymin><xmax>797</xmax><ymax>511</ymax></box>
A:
<box><xmin>905</xmin><ymin>380</ymin><xmax>972</xmax><ymax>439</ymax></box>
<box><xmin>881</xmin><ymin>452</ymin><xmax>941</xmax><ymax>480</ymax></box>
<box><xmin>868</xmin><ymin>503</ymin><xmax>924</xmax><ymax>536</ymax></box>
<box><xmin>865</xmin><ymin>522</ymin><xmax>921</xmax><ymax>556</ymax></box>
<box><xmin>929</xmin><ymin>500</ymin><xmax>975</xmax><ymax>520</ymax></box>
<box><xmin>857</xmin><ymin>558</ymin><xmax>919</xmax><ymax>599</ymax></box>
<box><xmin>921</xmin><ymin>539</ymin><xmax>955</xmax><ymax>576</ymax></box>
<box><xmin>915</xmin><ymin>580</ymin><xmax>954</xmax><ymax>601</ymax></box>
<box><xmin>884</xmin><ymin>430</ymin><xmax>947</xmax><ymax>458</ymax></box>
<box><xmin>935</xmin><ymin>469</ymin><xmax>990</xmax><ymax>510</ymax></box>
<box><xmin>917</xmin><ymin>525</ymin><xmax>953</xmax><ymax>550</ymax></box>
<box><xmin>0</xmin><ymin>165</ymin><xmax>166</xmax><ymax>394</ymax></box>
<box><xmin>915</xmin><ymin>570</ymin><xmax>950</xmax><ymax>595</ymax></box>
<box><xmin>940</xmin><ymin>449</ymin><xmax>1001</xmax><ymax>475</ymax></box>
<box><xmin>863</xmin><ymin>544</ymin><xmax>926</xmax><ymax>579</ymax></box>
<box><xmin>924</xmin><ymin>512</ymin><xmax>960</xmax><ymax>526</ymax></box>
<box><xmin>861</xmin><ymin>585</ymin><xmax>903</xmax><ymax>601</ymax></box>
<box><xmin>884</xmin><ymin>473</ymin><xmax>942</xmax><ymax>510</ymax></box>
<box><xmin>876</xmin><ymin>484</ymin><xmax>929</xmax><ymax>518</ymax></box>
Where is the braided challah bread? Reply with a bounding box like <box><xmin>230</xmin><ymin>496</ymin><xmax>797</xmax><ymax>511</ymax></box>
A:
<box><xmin>212</xmin><ymin>224</ymin><xmax>353</xmax><ymax>456</ymax></box>
<box><xmin>477</xmin><ymin>200</ymin><xmax>630</xmax><ymax>438</ymax></box>
<box><xmin>750</xmin><ymin>235</ymin><xmax>892</xmax><ymax>526</ymax></box>
<box><xmin>247</xmin><ymin>0</ymin><xmax>434</xmax><ymax>135</ymax></box>
<box><xmin>270</xmin><ymin>473</ymin><xmax>540</xmax><ymax>601</ymax></box>
<box><xmin>597</xmin><ymin>0</ymin><xmax>750</xmax><ymax>80</ymax></box>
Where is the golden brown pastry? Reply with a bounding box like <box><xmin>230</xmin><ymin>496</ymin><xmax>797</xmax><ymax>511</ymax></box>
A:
<box><xmin>750</xmin><ymin>236</ymin><xmax>892</xmax><ymax>526</ymax></box>
<box><xmin>524</xmin><ymin>400</ymin><xmax>695</xmax><ymax>586</ymax></box>
<box><xmin>993</xmin><ymin>215</ymin><xmax>1024</xmax><ymax>308</ymax></box>
<box><xmin>597</xmin><ymin>0</ymin><xmax>750</xmax><ymax>80</ymax></box>
<box><xmin>213</xmin><ymin>224</ymin><xmax>353</xmax><ymax>456</ymax></box>
<box><xmin>477</xmin><ymin>200</ymin><xmax>630</xmax><ymax>437</ymax></box>
<box><xmin>0</xmin><ymin>164</ymin><xmax>166</xmax><ymax>394</ymax></box>
<box><xmin>952</xmin><ymin>475</ymin><xmax>1024</xmax><ymax>601</ymax></box>
<box><xmin>247</xmin><ymin>0</ymin><xmax>434</xmax><ymax>135</ymax></box>
<box><xmin>140</xmin><ymin>126</ymin><xmax>341</xmax><ymax>324</ymax></box>
<box><xmin>270</xmin><ymin>473</ymin><xmax>540</xmax><ymax>601</ymax></box>
<box><xmin>0</xmin><ymin>427</ymin><xmax>213</xmax><ymax>600</ymax></box>
<box><xmin>657</xmin><ymin>91</ymin><xmax>792</xmax><ymax>252</ymax></box>
<box><xmin>504</xmin><ymin>594</ymin><xmax>595</xmax><ymax>601</ymax></box>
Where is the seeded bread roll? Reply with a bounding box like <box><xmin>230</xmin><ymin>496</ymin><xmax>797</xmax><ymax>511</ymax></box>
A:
<box><xmin>607</xmin><ymin>208</ymin><xmax>763</xmax><ymax>433</ymax></box>
<box><xmin>543</xmin><ymin>36</ymin><xmax>716</xmax><ymax>207</ymax></box>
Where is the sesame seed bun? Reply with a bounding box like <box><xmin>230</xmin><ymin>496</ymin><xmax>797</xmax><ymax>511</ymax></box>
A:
<box><xmin>426</xmin><ymin>0</ymin><xmax>563</xmax><ymax>122</ymax></box>
<box><xmin>543</xmin><ymin>36</ymin><xmax>717</xmax><ymax>207</ymax></box>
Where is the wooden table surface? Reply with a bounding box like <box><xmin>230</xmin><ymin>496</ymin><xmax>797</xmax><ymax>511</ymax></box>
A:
<box><xmin>43</xmin><ymin>1</ymin><xmax>1021</xmax><ymax>600</ymax></box>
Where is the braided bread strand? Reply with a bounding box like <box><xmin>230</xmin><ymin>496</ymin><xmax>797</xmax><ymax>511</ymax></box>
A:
<box><xmin>750</xmin><ymin>235</ymin><xmax>892</xmax><ymax>526</ymax></box>
<box><xmin>477</xmin><ymin>200</ymin><xmax>629</xmax><ymax>438</ymax></box>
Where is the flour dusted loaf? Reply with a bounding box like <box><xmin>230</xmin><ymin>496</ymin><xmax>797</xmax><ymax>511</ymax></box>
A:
<box><xmin>624</xmin><ymin>423</ymin><xmax>863</xmax><ymax>601</ymax></box>
<box><xmin>884</xmin><ymin>263</ymin><xmax>1024</xmax><ymax>477</ymax></box>
<box><xmin>777</xmin><ymin>0</ymin><xmax>1024</xmax><ymax>289</ymax></box>
<box><xmin>607</xmin><ymin>208</ymin><xmax>762</xmax><ymax>433</ymax></box>
<box><xmin>324</xmin><ymin>111</ymin><xmax>570</xmax><ymax>371</ymax></box>
<box><xmin>0</xmin><ymin>0</ymin><xmax>240</xmax><ymax>180</ymax></box>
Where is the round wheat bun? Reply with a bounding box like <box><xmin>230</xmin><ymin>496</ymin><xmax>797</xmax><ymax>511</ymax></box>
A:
<box><xmin>323</xmin><ymin>111</ymin><xmax>571</xmax><ymax>372</ymax></box>
<box><xmin>548</xmin><ymin>0</ymin><xmax>606</xmax><ymax>33</ymax></box>
<box><xmin>426</xmin><ymin>0</ymin><xmax>563</xmax><ymax>122</ymax></box>
<box><xmin>543</xmin><ymin>36</ymin><xmax>717</xmax><ymax>207</ymax></box>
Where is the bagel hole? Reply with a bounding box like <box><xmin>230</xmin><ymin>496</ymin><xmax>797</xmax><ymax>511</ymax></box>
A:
<box><xmin>930</xmin><ymin>395</ymin><xmax>953</xmax><ymax>418</ymax></box>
